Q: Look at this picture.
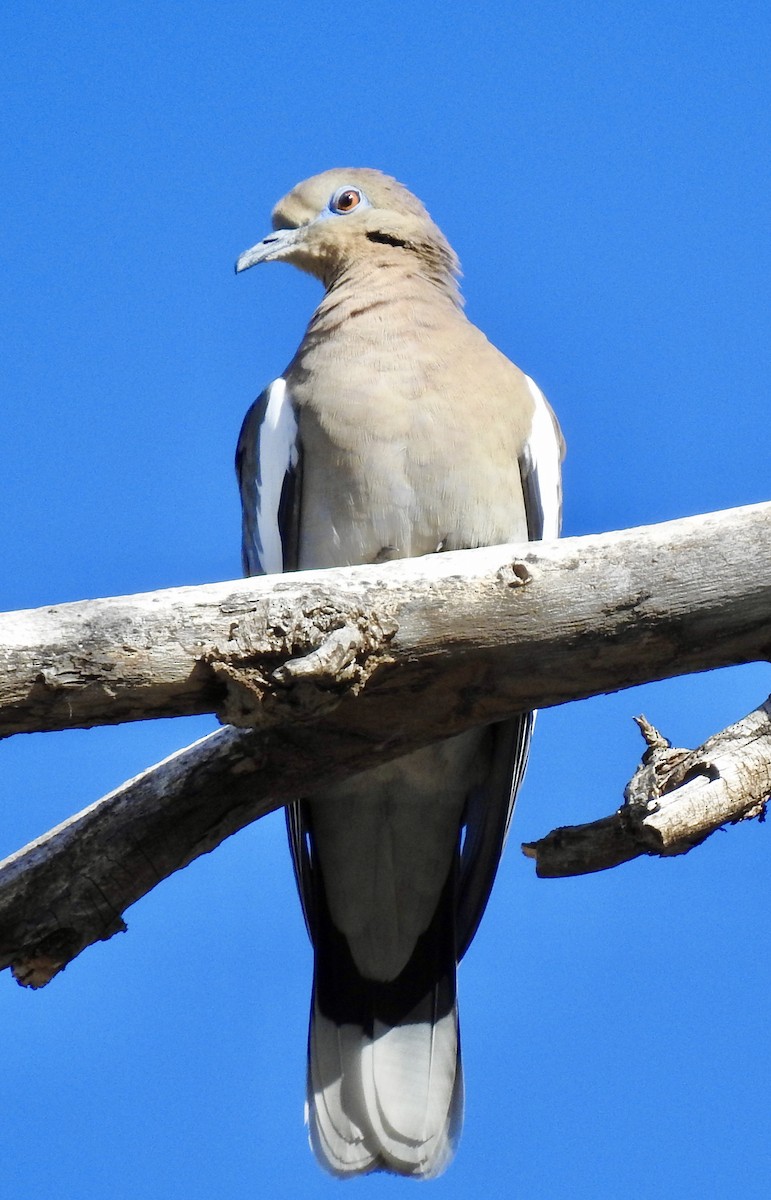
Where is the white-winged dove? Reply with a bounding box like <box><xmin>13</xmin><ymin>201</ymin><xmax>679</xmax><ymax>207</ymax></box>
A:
<box><xmin>235</xmin><ymin>169</ymin><xmax>564</xmax><ymax>1179</ymax></box>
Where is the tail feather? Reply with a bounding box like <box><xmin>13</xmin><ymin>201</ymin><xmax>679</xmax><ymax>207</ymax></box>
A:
<box><xmin>308</xmin><ymin>982</ymin><xmax>463</xmax><ymax>1178</ymax></box>
<box><xmin>308</xmin><ymin>1008</ymin><xmax>375</xmax><ymax>1175</ymax></box>
<box><xmin>296</xmin><ymin>786</ymin><xmax>473</xmax><ymax>1177</ymax></box>
<box><xmin>366</xmin><ymin>1000</ymin><xmax>462</xmax><ymax>1177</ymax></box>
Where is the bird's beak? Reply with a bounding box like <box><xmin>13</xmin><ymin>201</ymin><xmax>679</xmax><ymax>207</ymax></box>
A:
<box><xmin>235</xmin><ymin>227</ymin><xmax>302</xmax><ymax>273</ymax></box>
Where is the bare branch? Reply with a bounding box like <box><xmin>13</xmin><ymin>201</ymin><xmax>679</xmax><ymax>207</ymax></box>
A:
<box><xmin>522</xmin><ymin>698</ymin><xmax>771</xmax><ymax>877</ymax></box>
<box><xmin>0</xmin><ymin>502</ymin><xmax>769</xmax><ymax>739</ymax></box>
<box><xmin>1</xmin><ymin>502</ymin><xmax>769</xmax><ymax>984</ymax></box>
<box><xmin>0</xmin><ymin>716</ymin><xmax>429</xmax><ymax>987</ymax></box>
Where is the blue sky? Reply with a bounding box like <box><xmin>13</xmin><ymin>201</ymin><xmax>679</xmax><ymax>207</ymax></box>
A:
<box><xmin>2</xmin><ymin>3</ymin><xmax>770</xmax><ymax>1197</ymax></box>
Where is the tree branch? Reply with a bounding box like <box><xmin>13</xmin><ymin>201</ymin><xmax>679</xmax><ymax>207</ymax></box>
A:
<box><xmin>0</xmin><ymin>714</ymin><xmax>444</xmax><ymax>987</ymax></box>
<box><xmin>1</xmin><ymin>502</ymin><xmax>769</xmax><ymax>985</ymax></box>
<box><xmin>0</xmin><ymin>727</ymin><xmax>275</xmax><ymax>986</ymax></box>
<box><xmin>522</xmin><ymin>699</ymin><xmax>771</xmax><ymax>877</ymax></box>
<box><xmin>1</xmin><ymin>503</ymin><xmax>769</xmax><ymax>743</ymax></box>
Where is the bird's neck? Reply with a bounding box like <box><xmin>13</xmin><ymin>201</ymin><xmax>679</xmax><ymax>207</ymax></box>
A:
<box><xmin>311</xmin><ymin>258</ymin><xmax>462</xmax><ymax>334</ymax></box>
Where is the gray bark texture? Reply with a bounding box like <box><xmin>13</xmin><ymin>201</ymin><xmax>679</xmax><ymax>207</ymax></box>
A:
<box><xmin>523</xmin><ymin>701</ymin><xmax>771</xmax><ymax>876</ymax></box>
<box><xmin>1</xmin><ymin>502</ymin><xmax>769</xmax><ymax>739</ymax></box>
<box><xmin>0</xmin><ymin>502</ymin><xmax>769</xmax><ymax>986</ymax></box>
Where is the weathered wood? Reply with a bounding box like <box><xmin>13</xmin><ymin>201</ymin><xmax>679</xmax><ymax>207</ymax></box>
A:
<box><xmin>0</xmin><ymin>717</ymin><xmax>440</xmax><ymax>986</ymax></box>
<box><xmin>1</xmin><ymin>502</ymin><xmax>770</xmax><ymax>742</ymax></box>
<box><xmin>1</xmin><ymin>502</ymin><xmax>770</xmax><ymax>986</ymax></box>
<box><xmin>522</xmin><ymin>700</ymin><xmax>771</xmax><ymax>877</ymax></box>
<box><xmin>0</xmin><ymin>727</ymin><xmax>275</xmax><ymax>986</ymax></box>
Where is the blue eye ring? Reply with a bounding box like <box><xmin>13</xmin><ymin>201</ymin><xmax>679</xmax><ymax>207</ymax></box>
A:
<box><xmin>329</xmin><ymin>186</ymin><xmax>366</xmax><ymax>215</ymax></box>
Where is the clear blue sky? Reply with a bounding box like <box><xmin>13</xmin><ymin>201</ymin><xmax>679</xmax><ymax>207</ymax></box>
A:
<box><xmin>2</xmin><ymin>3</ymin><xmax>769</xmax><ymax>1197</ymax></box>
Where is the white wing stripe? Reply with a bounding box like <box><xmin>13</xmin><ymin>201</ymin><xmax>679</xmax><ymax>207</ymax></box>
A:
<box><xmin>256</xmin><ymin>377</ymin><xmax>298</xmax><ymax>574</ymax></box>
<box><xmin>524</xmin><ymin>374</ymin><xmax>562</xmax><ymax>540</ymax></box>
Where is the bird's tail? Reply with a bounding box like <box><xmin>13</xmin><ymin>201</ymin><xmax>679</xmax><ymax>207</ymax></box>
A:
<box><xmin>305</xmin><ymin>872</ymin><xmax>463</xmax><ymax>1178</ymax></box>
<box><xmin>307</xmin><ymin>974</ymin><xmax>463</xmax><ymax>1178</ymax></box>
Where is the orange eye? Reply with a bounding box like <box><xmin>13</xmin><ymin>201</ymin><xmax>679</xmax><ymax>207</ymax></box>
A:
<box><xmin>329</xmin><ymin>187</ymin><xmax>364</xmax><ymax>215</ymax></box>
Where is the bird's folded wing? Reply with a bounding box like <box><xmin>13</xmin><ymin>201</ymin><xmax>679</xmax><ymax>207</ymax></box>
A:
<box><xmin>235</xmin><ymin>376</ymin><xmax>301</xmax><ymax>576</ymax></box>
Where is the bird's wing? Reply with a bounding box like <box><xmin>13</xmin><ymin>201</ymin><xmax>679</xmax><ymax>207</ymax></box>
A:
<box><xmin>518</xmin><ymin>374</ymin><xmax>565</xmax><ymax>542</ymax></box>
<box><xmin>235</xmin><ymin>377</ymin><xmax>302</xmax><ymax>576</ymax></box>
<box><xmin>456</xmin><ymin>714</ymin><xmax>533</xmax><ymax>959</ymax></box>
<box><xmin>456</xmin><ymin>373</ymin><xmax>564</xmax><ymax>959</ymax></box>
<box><xmin>235</xmin><ymin>377</ymin><xmax>315</xmax><ymax>932</ymax></box>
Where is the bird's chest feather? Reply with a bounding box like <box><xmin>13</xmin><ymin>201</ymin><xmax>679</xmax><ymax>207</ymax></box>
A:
<box><xmin>286</xmin><ymin>307</ymin><xmax>529</xmax><ymax>567</ymax></box>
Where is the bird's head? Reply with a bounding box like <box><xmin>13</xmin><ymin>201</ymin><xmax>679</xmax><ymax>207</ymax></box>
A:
<box><xmin>235</xmin><ymin>168</ymin><xmax>460</xmax><ymax>297</ymax></box>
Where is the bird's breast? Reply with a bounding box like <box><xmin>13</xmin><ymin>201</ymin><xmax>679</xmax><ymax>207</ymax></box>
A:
<box><xmin>286</xmin><ymin>290</ymin><xmax>530</xmax><ymax>568</ymax></box>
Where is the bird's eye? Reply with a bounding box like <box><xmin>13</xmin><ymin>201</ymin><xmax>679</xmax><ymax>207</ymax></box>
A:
<box><xmin>329</xmin><ymin>187</ymin><xmax>364</xmax><ymax>215</ymax></box>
